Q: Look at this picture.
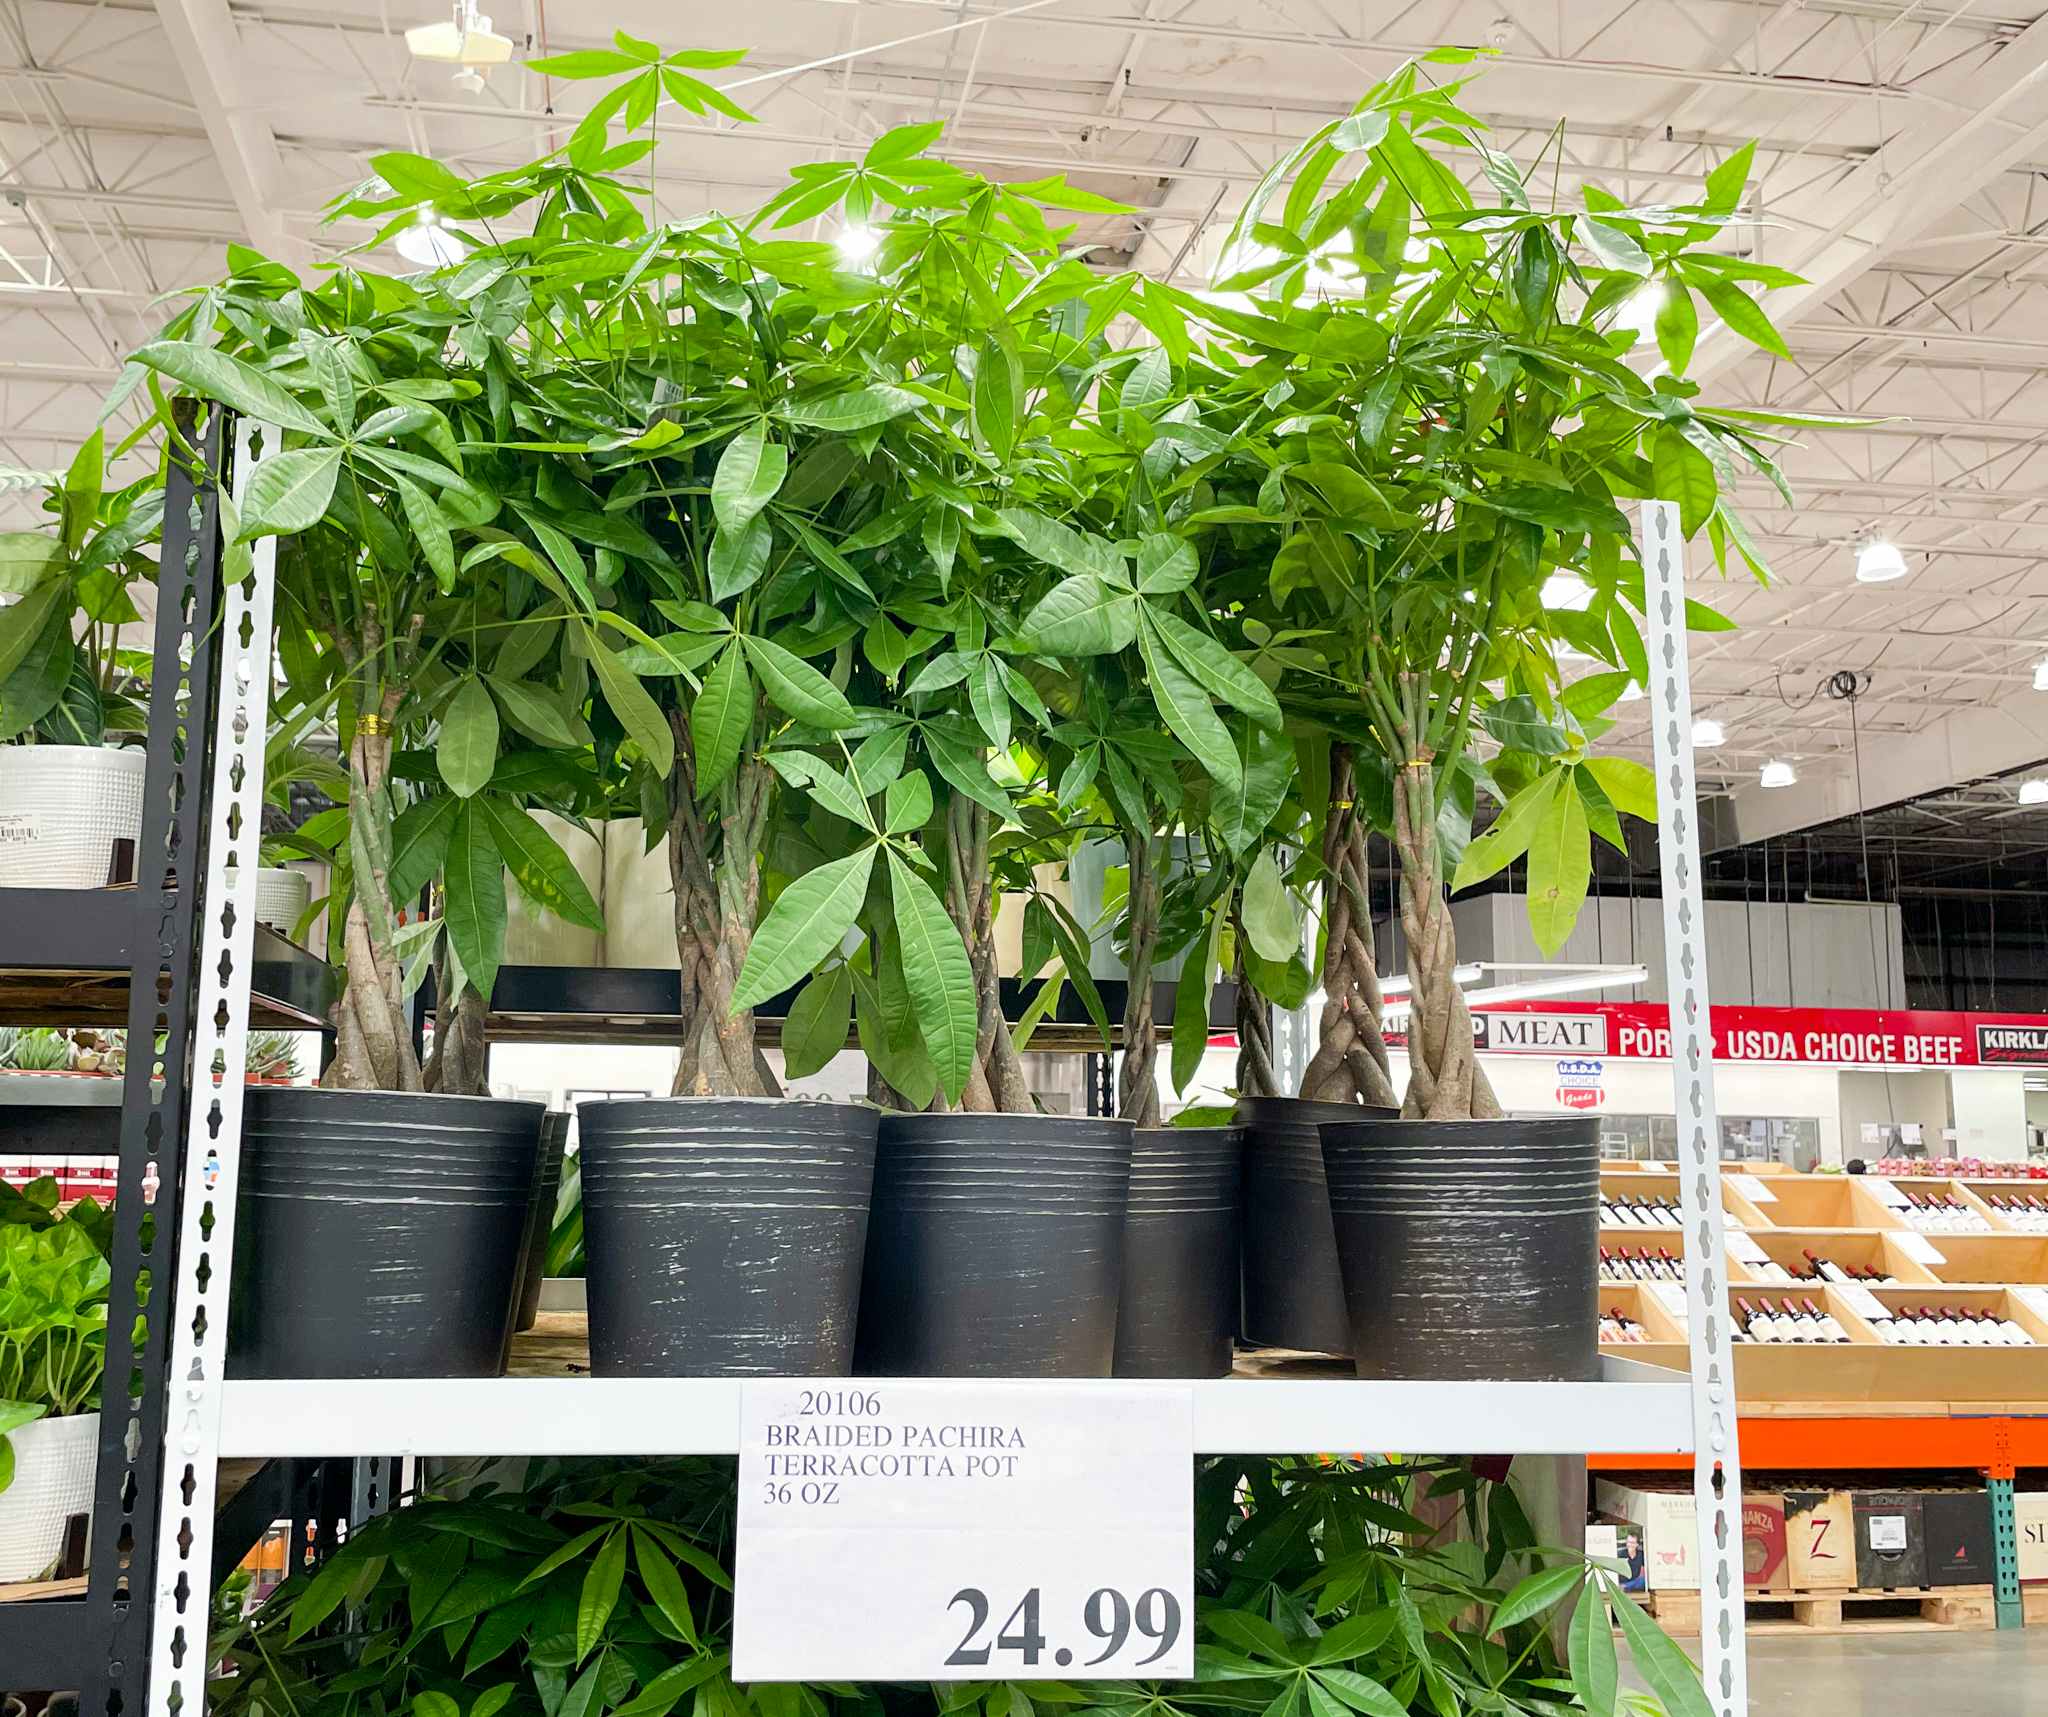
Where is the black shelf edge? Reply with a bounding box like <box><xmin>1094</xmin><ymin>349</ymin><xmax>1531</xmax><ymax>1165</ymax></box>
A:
<box><xmin>0</xmin><ymin>887</ymin><xmax>138</xmax><ymax>969</ymax></box>
<box><xmin>0</xmin><ymin>1597</ymin><xmax>91</xmax><ymax>1693</ymax></box>
<box><xmin>472</xmin><ymin>967</ymin><xmax>1238</xmax><ymax>1048</ymax></box>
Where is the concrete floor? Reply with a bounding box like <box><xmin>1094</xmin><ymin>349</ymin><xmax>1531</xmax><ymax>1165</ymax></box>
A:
<box><xmin>1637</xmin><ymin>1631</ymin><xmax>2048</xmax><ymax>1712</ymax></box>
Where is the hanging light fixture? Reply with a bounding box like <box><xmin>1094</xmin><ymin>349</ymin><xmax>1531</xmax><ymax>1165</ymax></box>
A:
<box><xmin>1854</xmin><ymin>538</ymin><xmax>1908</xmax><ymax>583</ymax></box>
<box><xmin>1760</xmin><ymin>758</ymin><xmax>1798</xmax><ymax>788</ymax></box>
<box><xmin>396</xmin><ymin>207</ymin><xmax>467</xmax><ymax>267</ymax></box>
<box><xmin>1691</xmin><ymin>717</ymin><xmax>1725</xmax><ymax>747</ymax></box>
<box><xmin>2021</xmin><ymin>779</ymin><xmax>2048</xmax><ymax>806</ymax></box>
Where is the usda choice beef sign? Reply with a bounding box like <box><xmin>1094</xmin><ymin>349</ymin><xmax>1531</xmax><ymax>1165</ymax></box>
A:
<box><xmin>1976</xmin><ymin>1023</ymin><xmax>2048</xmax><ymax>1065</ymax></box>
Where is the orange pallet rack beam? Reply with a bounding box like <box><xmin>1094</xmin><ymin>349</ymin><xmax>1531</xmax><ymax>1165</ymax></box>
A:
<box><xmin>1590</xmin><ymin>1411</ymin><xmax>2048</xmax><ymax>1477</ymax></box>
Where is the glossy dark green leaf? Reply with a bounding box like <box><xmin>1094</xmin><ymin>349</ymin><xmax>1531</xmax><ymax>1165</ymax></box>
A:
<box><xmin>781</xmin><ymin>966</ymin><xmax>853</xmax><ymax>1080</ymax></box>
<box><xmin>733</xmin><ymin>847</ymin><xmax>876</xmax><ymax>1011</ymax></box>
<box><xmin>888</xmin><ymin>849</ymin><xmax>977</xmax><ymax>1105</ymax></box>
<box><xmin>437</xmin><ymin>677</ymin><xmax>499</xmax><ymax>798</ymax></box>
<box><xmin>445</xmin><ymin>798</ymin><xmax>510</xmax><ymax>1005</ymax></box>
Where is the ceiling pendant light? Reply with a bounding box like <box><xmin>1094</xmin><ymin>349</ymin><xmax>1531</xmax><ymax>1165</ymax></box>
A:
<box><xmin>1691</xmin><ymin>717</ymin><xmax>1725</xmax><ymax>747</ymax></box>
<box><xmin>396</xmin><ymin>207</ymin><xmax>467</xmax><ymax>268</ymax></box>
<box><xmin>406</xmin><ymin>1</ymin><xmax>513</xmax><ymax>93</ymax></box>
<box><xmin>2020</xmin><ymin>779</ymin><xmax>2048</xmax><ymax>806</ymax></box>
<box><xmin>1854</xmin><ymin>538</ymin><xmax>1908</xmax><ymax>583</ymax></box>
<box><xmin>1760</xmin><ymin>758</ymin><xmax>1798</xmax><ymax>788</ymax></box>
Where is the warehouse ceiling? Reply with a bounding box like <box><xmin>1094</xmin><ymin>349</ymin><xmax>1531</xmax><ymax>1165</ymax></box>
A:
<box><xmin>1</xmin><ymin>0</ymin><xmax>2046</xmax><ymax>852</ymax></box>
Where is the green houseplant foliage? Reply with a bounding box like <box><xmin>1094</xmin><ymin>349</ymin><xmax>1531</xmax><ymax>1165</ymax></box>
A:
<box><xmin>1185</xmin><ymin>58</ymin><xmax>1796</xmax><ymax>1118</ymax></box>
<box><xmin>0</xmin><ymin>1178</ymin><xmax>111</xmax><ymax>1494</ymax></box>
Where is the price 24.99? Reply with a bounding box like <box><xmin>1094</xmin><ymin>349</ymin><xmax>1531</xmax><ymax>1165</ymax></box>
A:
<box><xmin>946</xmin><ymin>1587</ymin><xmax>1181</xmax><ymax>1670</ymax></box>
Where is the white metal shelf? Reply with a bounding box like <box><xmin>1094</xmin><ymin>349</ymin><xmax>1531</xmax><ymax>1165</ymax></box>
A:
<box><xmin>215</xmin><ymin>1359</ymin><xmax>1692</xmax><ymax>1459</ymax></box>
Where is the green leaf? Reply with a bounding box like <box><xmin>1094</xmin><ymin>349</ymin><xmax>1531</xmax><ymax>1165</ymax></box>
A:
<box><xmin>235</xmin><ymin>446</ymin><xmax>341</xmax><ymax>538</ymax></box>
<box><xmin>1490</xmin><ymin>1563</ymin><xmax>1587</xmax><ymax>1632</ymax></box>
<box><xmin>1240</xmin><ymin>848</ymin><xmax>1298</xmax><ymax>962</ymax></box>
<box><xmin>437</xmin><ymin>677</ymin><xmax>499</xmax><ymax>798</ymax></box>
<box><xmin>1654</xmin><ymin>278</ymin><xmax>1699</xmax><ymax>375</ymax></box>
<box><xmin>482</xmin><ymin>799</ymin><xmax>604</xmax><ymax>931</ymax></box>
<box><xmin>1171</xmin><ymin>907</ymin><xmax>1222</xmax><ymax>1094</ymax></box>
<box><xmin>708</xmin><ymin>514</ymin><xmax>772</xmax><ymax>601</ymax></box>
<box><xmin>0</xmin><ymin>583</ymin><xmax>74</xmax><ymax>686</ymax></box>
<box><xmin>743</xmin><ymin>635</ymin><xmax>856</xmax><ymax>729</ymax></box>
<box><xmin>1525</xmin><ymin>773</ymin><xmax>1590</xmax><ymax>956</ymax></box>
<box><xmin>973</xmin><ymin>344</ymin><xmax>1021</xmax><ymax>463</ymax></box>
<box><xmin>1566</xmin><ymin>1581</ymin><xmax>1617</xmax><ymax>1717</ymax></box>
<box><xmin>733</xmin><ymin>847</ymin><xmax>877</xmax><ymax>1011</ymax></box>
<box><xmin>1332</xmin><ymin>109</ymin><xmax>1389</xmax><ymax>153</ymax></box>
<box><xmin>396</xmin><ymin>473</ymin><xmax>457</xmax><ymax>591</ymax></box>
<box><xmin>0</xmin><ymin>605</ymin><xmax>72</xmax><ymax>738</ymax></box>
<box><xmin>131</xmin><ymin>340</ymin><xmax>332</xmax><ymax>437</ymax></box>
<box><xmin>1310</xmin><ymin>1670</ymin><xmax>1404</xmax><ymax>1717</ymax></box>
<box><xmin>1014</xmin><ymin>574</ymin><xmax>1135</xmax><ymax>656</ymax></box>
<box><xmin>415</xmin><ymin>1695</ymin><xmax>459</xmax><ymax>1717</ymax></box>
<box><xmin>866</xmin><ymin>119</ymin><xmax>943</xmax><ymax>165</ymax></box>
<box><xmin>1652</xmin><ymin>426</ymin><xmax>1716</xmax><ymax>540</ymax></box>
<box><xmin>1608</xmin><ymin>1577</ymin><xmax>1712</xmax><ymax>1717</ymax></box>
<box><xmin>712</xmin><ymin>421</ymin><xmax>786</xmax><ymax>534</ymax></box>
<box><xmin>689</xmin><ymin>645</ymin><xmax>753</xmax><ymax>795</ymax></box>
<box><xmin>996</xmin><ymin>507</ymin><xmax>1123</xmax><ymax>581</ymax></box>
<box><xmin>1136</xmin><ymin>534</ymin><xmax>1197</xmax><ymax>594</ymax></box>
<box><xmin>588</xmin><ymin>634</ymin><xmax>676</xmax><ymax>777</ymax></box>
<box><xmin>575</xmin><ymin>1527</ymin><xmax>627</xmax><ymax>1663</ymax></box>
<box><xmin>0</xmin><ymin>530</ymin><xmax>61</xmax><ymax>595</ymax></box>
<box><xmin>923</xmin><ymin>719</ymin><xmax>1013</xmax><ymax>819</ymax></box>
<box><xmin>388</xmin><ymin>794</ymin><xmax>459</xmax><ymax>908</ymax></box>
<box><xmin>1563</xmin><ymin>671</ymin><xmax>1634</xmax><ymax>721</ymax></box>
<box><xmin>1141</xmin><ymin>619</ymin><xmax>1240</xmax><ymax>798</ymax></box>
<box><xmin>1482</xmin><ymin>694</ymin><xmax>1571</xmax><ymax>755</ymax></box>
<box><xmin>777</xmin><ymin>384</ymin><xmax>921</xmax><ymax>432</ymax></box>
<box><xmin>888</xmin><ymin>849</ymin><xmax>978</xmax><ymax>1105</ymax></box>
<box><xmin>1702</xmin><ymin>140</ymin><xmax>1754</xmax><ymax>217</ymax></box>
<box><xmin>445</xmin><ymin>799</ymin><xmax>509</xmax><ymax>1005</ymax></box>
<box><xmin>529</xmin><ymin>47</ymin><xmax>645</xmax><ymax>76</ymax></box>
<box><xmin>61</xmin><ymin>428</ymin><xmax>102</xmax><ymax>554</ymax></box>
<box><xmin>1693</xmin><ymin>273</ymin><xmax>1793</xmax><ymax>361</ymax></box>
<box><xmin>1148</xmin><ymin>606</ymin><xmax>1281</xmax><ymax>729</ymax></box>
<box><xmin>1120</xmin><ymin>346</ymin><xmax>1170</xmax><ymax>418</ymax></box>
<box><xmin>1583</xmin><ymin>755</ymin><xmax>1658</xmax><ymax>822</ymax></box>
<box><xmin>781</xmin><ymin>966</ymin><xmax>853</xmax><ymax>1081</ymax></box>
<box><xmin>1578</xmin><ymin>215</ymin><xmax>1650</xmax><ymax>276</ymax></box>
<box><xmin>487</xmin><ymin>675</ymin><xmax>580</xmax><ymax>749</ymax></box>
<box><xmin>884</xmin><ymin>769</ymin><xmax>932</xmax><ymax>835</ymax></box>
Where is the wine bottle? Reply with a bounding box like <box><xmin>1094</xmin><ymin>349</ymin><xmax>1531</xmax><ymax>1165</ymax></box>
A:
<box><xmin>1803</xmin><ymin>1297</ymin><xmax>1849</xmax><ymax>1342</ymax></box>
<box><xmin>1735</xmin><ymin>1297</ymin><xmax>1769</xmax><ymax>1341</ymax></box>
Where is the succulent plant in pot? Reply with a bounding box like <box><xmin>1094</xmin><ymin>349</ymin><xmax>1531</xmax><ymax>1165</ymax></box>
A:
<box><xmin>0</xmin><ymin>436</ymin><xmax>162</xmax><ymax>890</ymax></box>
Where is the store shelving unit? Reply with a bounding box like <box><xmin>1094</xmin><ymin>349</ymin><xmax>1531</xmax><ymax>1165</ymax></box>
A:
<box><xmin>0</xmin><ymin>438</ymin><xmax>1747</xmax><ymax>1717</ymax></box>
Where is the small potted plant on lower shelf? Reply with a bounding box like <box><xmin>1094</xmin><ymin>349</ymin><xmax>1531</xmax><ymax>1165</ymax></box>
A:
<box><xmin>0</xmin><ymin>1177</ymin><xmax>110</xmax><ymax>1583</ymax></box>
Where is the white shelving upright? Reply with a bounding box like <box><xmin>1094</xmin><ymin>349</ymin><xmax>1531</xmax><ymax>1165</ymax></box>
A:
<box><xmin>145</xmin><ymin>483</ymin><xmax>1747</xmax><ymax>1715</ymax></box>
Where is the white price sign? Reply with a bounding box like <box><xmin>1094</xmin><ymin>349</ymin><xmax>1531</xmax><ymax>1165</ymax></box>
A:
<box><xmin>1728</xmin><ymin>1174</ymin><xmax>1777</xmax><ymax>1205</ymax></box>
<box><xmin>1894</xmin><ymin>1231</ymin><xmax>1947</xmax><ymax>1265</ymax></box>
<box><xmin>1840</xmin><ymin>1284</ymin><xmax>1893</xmax><ymax>1322</ymax></box>
<box><xmin>733</xmin><ymin>1381</ymin><xmax>1194</xmax><ymax>1683</ymax></box>
<box><xmin>1863</xmin><ymin>1177</ymin><xmax>1912</xmax><ymax>1209</ymax></box>
<box><xmin>2014</xmin><ymin>1287</ymin><xmax>2048</xmax><ymax>1325</ymax></box>
<box><xmin>1650</xmin><ymin>1282</ymin><xmax>1689</xmax><ymax>1325</ymax></box>
<box><xmin>1727</xmin><ymin>1233</ymin><xmax>1770</xmax><ymax>1265</ymax></box>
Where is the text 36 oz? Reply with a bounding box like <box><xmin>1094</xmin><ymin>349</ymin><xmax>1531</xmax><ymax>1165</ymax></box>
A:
<box><xmin>946</xmin><ymin>1587</ymin><xmax>1181</xmax><ymax>1670</ymax></box>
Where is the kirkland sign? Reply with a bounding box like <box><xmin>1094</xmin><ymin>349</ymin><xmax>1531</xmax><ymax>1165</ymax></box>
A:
<box><xmin>1452</xmin><ymin>1003</ymin><xmax>2048</xmax><ymax>1067</ymax></box>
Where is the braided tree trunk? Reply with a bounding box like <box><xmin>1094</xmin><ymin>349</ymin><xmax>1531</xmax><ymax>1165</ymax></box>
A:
<box><xmin>1392</xmin><ymin>714</ymin><xmax>1501</xmax><ymax>1121</ymax></box>
<box><xmin>1233</xmin><ymin>909</ymin><xmax>1280</xmax><ymax>1100</ymax></box>
<box><xmin>323</xmin><ymin>640</ymin><xmax>423</xmax><ymax>1092</ymax></box>
<box><xmin>667</xmin><ymin>714</ymin><xmax>781</xmax><ymax>1099</ymax></box>
<box><xmin>1116</xmin><ymin>823</ymin><xmax>1162</xmax><ymax>1128</ymax></box>
<box><xmin>942</xmin><ymin>798</ymin><xmax>1030</xmax><ymax>1113</ymax></box>
<box><xmin>422</xmin><ymin>952</ymin><xmax>490</xmax><ymax>1097</ymax></box>
<box><xmin>1299</xmin><ymin>744</ymin><xmax>1398</xmax><ymax>1109</ymax></box>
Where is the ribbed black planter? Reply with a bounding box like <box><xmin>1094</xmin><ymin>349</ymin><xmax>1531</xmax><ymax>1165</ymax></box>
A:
<box><xmin>1113</xmin><ymin>1126</ymin><xmax>1241</xmax><ymax>1379</ymax></box>
<box><xmin>227</xmin><ymin>1087</ymin><xmax>544</xmax><ymax>1380</ymax></box>
<box><xmin>856</xmin><ymin>1112</ymin><xmax>1133</xmax><ymax>1377</ymax></box>
<box><xmin>579</xmin><ymin>1097</ymin><xmax>878</xmax><ymax>1377</ymax></box>
<box><xmin>1321</xmin><ymin>1115</ymin><xmax>1601</xmax><ymax>1381</ymax></box>
<box><xmin>1236</xmin><ymin>1096</ymin><xmax>1394</xmax><ymax>1356</ymax></box>
<box><xmin>512</xmin><ymin>1111</ymin><xmax>571</xmax><ymax>1334</ymax></box>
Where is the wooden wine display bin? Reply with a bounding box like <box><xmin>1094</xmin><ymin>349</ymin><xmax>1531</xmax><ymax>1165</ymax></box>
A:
<box><xmin>1598</xmin><ymin>1283</ymin><xmax>1687</xmax><ymax>1346</ymax></box>
<box><xmin>1910</xmin><ymin>1233</ymin><xmax>2048</xmax><ymax>1286</ymax></box>
<box><xmin>1956</xmin><ymin>1179</ymin><xmax>2048</xmax><ymax>1233</ymax></box>
<box><xmin>1726</xmin><ymin>1174</ymin><xmax>1908</xmax><ymax>1232</ymax></box>
<box><xmin>1733</xmin><ymin>1228</ymin><xmax>1942</xmax><ymax>1288</ymax></box>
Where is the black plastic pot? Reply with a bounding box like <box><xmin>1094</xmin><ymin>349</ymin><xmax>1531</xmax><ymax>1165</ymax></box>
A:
<box><xmin>1235</xmin><ymin>1096</ymin><xmax>1394</xmax><ymax>1356</ymax></box>
<box><xmin>578</xmin><ymin>1097</ymin><xmax>878</xmax><ymax>1377</ymax></box>
<box><xmin>1321</xmin><ymin>1114</ymin><xmax>1600</xmax><ymax>1381</ymax></box>
<box><xmin>856</xmin><ymin>1112</ymin><xmax>1133</xmax><ymax>1377</ymax></box>
<box><xmin>228</xmin><ymin>1087</ymin><xmax>544</xmax><ymax>1380</ymax></box>
<box><xmin>1113</xmin><ymin>1126</ymin><xmax>1241</xmax><ymax>1379</ymax></box>
<box><xmin>512</xmin><ymin>1111</ymin><xmax>571</xmax><ymax>1334</ymax></box>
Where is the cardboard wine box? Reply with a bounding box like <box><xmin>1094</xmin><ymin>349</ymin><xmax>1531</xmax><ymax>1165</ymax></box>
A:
<box><xmin>1853</xmin><ymin>1491</ymin><xmax>1927</xmax><ymax>1589</ymax></box>
<box><xmin>1592</xmin><ymin>1481</ymin><xmax>1697</xmax><ymax>1590</ymax></box>
<box><xmin>1920</xmin><ymin>1489</ymin><xmax>1995</xmax><ymax>1587</ymax></box>
<box><xmin>2017</xmin><ymin>1491</ymin><xmax>2048</xmax><ymax>1584</ymax></box>
<box><xmin>1784</xmin><ymin>1489</ymin><xmax>1858</xmax><ymax>1590</ymax></box>
<box><xmin>1742</xmin><ymin>1493</ymin><xmax>1790</xmax><ymax>1591</ymax></box>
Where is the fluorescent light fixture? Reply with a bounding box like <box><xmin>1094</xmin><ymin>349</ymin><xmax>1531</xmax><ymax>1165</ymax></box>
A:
<box><xmin>1542</xmin><ymin>571</ymin><xmax>1594</xmax><ymax>612</ymax></box>
<box><xmin>406</xmin><ymin>3</ymin><xmax>514</xmax><ymax>64</ymax></box>
<box><xmin>1383</xmin><ymin>963</ymin><xmax>1650</xmax><ymax>1024</ymax></box>
<box><xmin>396</xmin><ymin>209</ymin><xmax>466</xmax><ymax>267</ymax></box>
<box><xmin>2021</xmin><ymin>778</ymin><xmax>2048</xmax><ymax>806</ymax></box>
<box><xmin>1378</xmin><ymin>963</ymin><xmax>1483</xmax><ymax>1001</ymax></box>
<box><xmin>2036</xmin><ymin>656</ymin><xmax>2048</xmax><ymax>692</ymax></box>
<box><xmin>1691</xmin><ymin>718</ymin><xmax>1725</xmax><ymax>747</ymax></box>
<box><xmin>1760</xmin><ymin>758</ymin><xmax>1797</xmax><ymax>788</ymax></box>
<box><xmin>1854</xmin><ymin>538</ymin><xmax>1908</xmax><ymax>583</ymax></box>
<box><xmin>836</xmin><ymin>225</ymin><xmax>881</xmax><ymax>269</ymax></box>
<box><xmin>1613</xmin><ymin>281</ymin><xmax>1667</xmax><ymax>346</ymax></box>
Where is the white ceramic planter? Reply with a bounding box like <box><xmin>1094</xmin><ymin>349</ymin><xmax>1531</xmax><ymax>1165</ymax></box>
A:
<box><xmin>504</xmin><ymin>811</ymin><xmax>603</xmax><ymax>967</ymax></box>
<box><xmin>0</xmin><ymin>1409</ymin><xmax>96</xmax><ymax>1581</ymax></box>
<box><xmin>0</xmin><ymin>746</ymin><xmax>147</xmax><ymax>889</ymax></box>
<box><xmin>253</xmin><ymin>865</ymin><xmax>312</xmax><ymax>938</ymax></box>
